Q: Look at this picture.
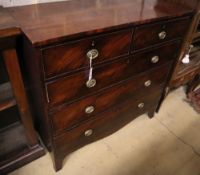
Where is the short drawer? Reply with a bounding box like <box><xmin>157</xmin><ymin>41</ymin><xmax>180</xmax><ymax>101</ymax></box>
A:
<box><xmin>133</xmin><ymin>17</ymin><xmax>190</xmax><ymax>50</ymax></box>
<box><xmin>53</xmin><ymin>88</ymin><xmax>162</xmax><ymax>156</ymax></box>
<box><xmin>46</xmin><ymin>41</ymin><xmax>179</xmax><ymax>107</ymax></box>
<box><xmin>42</xmin><ymin>29</ymin><xmax>132</xmax><ymax>79</ymax></box>
<box><xmin>50</xmin><ymin>63</ymin><xmax>170</xmax><ymax>134</ymax></box>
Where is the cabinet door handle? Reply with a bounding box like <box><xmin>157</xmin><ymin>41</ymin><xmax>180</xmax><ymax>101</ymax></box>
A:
<box><xmin>85</xmin><ymin>106</ymin><xmax>95</xmax><ymax>114</ymax></box>
<box><xmin>87</xmin><ymin>49</ymin><xmax>99</xmax><ymax>60</ymax></box>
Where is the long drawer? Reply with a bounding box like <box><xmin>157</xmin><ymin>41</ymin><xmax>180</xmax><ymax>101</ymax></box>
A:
<box><xmin>53</xmin><ymin>87</ymin><xmax>162</xmax><ymax>157</ymax></box>
<box><xmin>133</xmin><ymin>17</ymin><xmax>190</xmax><ymax>50</ymax></box>
<box><xmin>42</xmin><ymin>29</ymin><xmax>132</xmax><ymax>79</ymax></box>
<box><xmin>46</xmin><ymin>41</ymin><xmax>180</xmax><ymax>107</ymax></box>
<box><xmin>50</xmin><ymin>63</ymin><xmax>170</xmax><ymax>135</ymax></box>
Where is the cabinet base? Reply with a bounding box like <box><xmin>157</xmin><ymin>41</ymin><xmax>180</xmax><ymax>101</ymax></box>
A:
<box><xmin>0</xmin><ymin>143</ymin><xmax>45</xmax><ymax>174</ymax></box>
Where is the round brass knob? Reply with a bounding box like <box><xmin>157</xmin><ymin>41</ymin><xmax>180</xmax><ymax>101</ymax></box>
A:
<box><xmin>144</xmin><ymin>80</ymin><xmax>151</xmax><ymax>87</ymax></box>
<box><xmin>87</xmin><ymin>49</ymin><xmax>99</xmax><ymax>60</ymax></box>
<box><xmin>151</xmin><ymin>56</ymin><xmax>159</xmax><ymax>63</ymax></box>
<box><xmin>84</xmin><ymin>129</ymin><xmax>93</xmax><ymax>137</ymax></box>
<box><xmin>86</xmin><ymin>79</ymin><xmax>96</xmax><ymax>88</ymax></box>
<box><xmin>138</xmin><ymin>103</ymin><xmax>144</xmax><ymax>109</ymax></box>
<box><xmin>158</xmin><ymin>31</ymin><xmax>167</xmax><ymax>40</ymax></box>
<box><xmin>85</xmin><ymin>106</ymin><xmax>95</xmax><ymax>114</ymax></box>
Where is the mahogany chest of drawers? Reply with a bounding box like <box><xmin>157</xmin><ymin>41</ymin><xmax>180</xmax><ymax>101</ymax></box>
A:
<box><xmin>8</xmin><ymin>0</ymin><xmax>193</xmax><ymax>171</ymax></box>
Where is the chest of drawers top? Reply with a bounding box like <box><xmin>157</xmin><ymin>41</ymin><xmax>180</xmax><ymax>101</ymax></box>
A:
<box><xmin>8</xmin><ymin>0</ymin><xmax>193</xmax><ymax>47</ymax></box>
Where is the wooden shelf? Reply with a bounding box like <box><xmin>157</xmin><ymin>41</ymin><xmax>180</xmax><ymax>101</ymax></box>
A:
<box><xmin>193</xmin><ymin>32</ymin><xmax>200</xmax><ymax>41</ymax></box>
<box><xmin>0</xmin><ymin>99</ymin><xmax>16</xmax><ymax>112</ymax></box>
<box><xmin>0</xmin><ymin>122</ymin><xmax>29</xmax><ymax>165</ymax></box>
<box><xmin>0</xmin><ymin>122</ymin><xmax>45</xmax><ymax>173</ymax></box>
<box><xmin>193</xmin><ymin>21</ymin><xmax>200</xmax><ymax>39</ymax></box>
<box><xmin>177</xmin><ymin>42</ymin><xmax>200</xmax><ymax>76</ymax></box>
<box><xmin>0</xmin><ymin>82</ymin><xmax>16</xmax><ymax>112</ymax></box>
<box><xmin>177</xmin><ymin>52</ymin><xmax>200</xmax><ymax>76</ymax></box>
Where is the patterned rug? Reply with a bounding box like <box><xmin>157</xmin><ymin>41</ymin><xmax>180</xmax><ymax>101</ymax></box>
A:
<box><xmin>188</xmin><ymin>87</ymin><xmax>200</xmax><ymax>113</ymax></box>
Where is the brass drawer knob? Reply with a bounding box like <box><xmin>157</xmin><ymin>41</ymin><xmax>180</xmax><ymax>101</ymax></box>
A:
<box><xmin>158</xmin><ymin>31</ymin><xmax>167</xmax><ymax>40</ymax></box>
<box><xmin>144</xmin><ymin>80</ymin><xmax>151</xmax><ymax>87</ymax></box>
<box><xmin>84</xmin><ymin>129</ymin><xmax>93</xmax><ymax>137</ymax></box>
<box><xmin>151</xmin><ymin>56</ymin><xmax>159</xmax><ymax>63</ymax></box>
<box><xmin>138</xmin><ymin>103</ymin><xmax>144</xmax><ymax>109</ymax></box>
<box><xmin>87</xmin><ymin>49</ymin><xmax>99</xmax><ymax>60</ymax></box>
<box><xmin>86</xmin><ymin>79</ymin><xmax>96</xmax><ymax>88</ymax></box>
<box><xmin>85</xmin><ymin>106</ymin><xmax>95</xmax><ymax>114</ymax></box>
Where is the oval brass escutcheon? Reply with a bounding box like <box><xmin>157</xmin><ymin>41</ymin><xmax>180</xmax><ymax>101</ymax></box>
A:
<box><xmin>151</xmin><ymin>56</ymin><xmax>159</xmax><ymax>63</ymax></box>
<box><xmin>158</xmin><ymin>31</ymin><xmax>167</xmax><ymax>40</ymax></box>
<box><xmin>138</xmin><ymin>103</ymin><xmax>144</xmax><ymax>109</ymax></box>
<box><xmin>85</xmin><ymin>106</ymin><xmax>95</xmax><ymax>114</ymax></box>
<box><xmin>86</xmin><ymin>79</ymin><xmax>96</xmax><ymax>88</ymax></box>
<box><xmin>144</xmin><ymin>80</ymin><xmax>151</xmax><ymax>87</ymax></box>
<box><xmin>84</xmin><ymin>129</ymin><xmax>93</xmax><ymax>137</ymax></box>
<box><xmin>87</xmin><ymin>49</ymin><xmax>99</xmax><ymax>60</ymax></box>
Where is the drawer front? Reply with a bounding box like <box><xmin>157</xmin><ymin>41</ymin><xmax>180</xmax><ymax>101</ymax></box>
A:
<box><xmin>43</xmin><ymin>29</ymin><xmax>132</xmax><ymax>79</ymax></box>
<box><xmin>53</xmin><ymin>88</ymin><xmax>162</xmax><ymax>157</ymax></box>
<box><xmin>133</xmin><ymin>17</ymin><xmax>190</xmax><ymax>50</ymax></box>
<box><xmin>50</xmin><ymin>63</ymin><xmax>170</xmax><ymax>134</ymax></box>
<box><xmin>46</xmin><ymin>41</ymin><xmax>179</xmax><ymax>107</ymax></box>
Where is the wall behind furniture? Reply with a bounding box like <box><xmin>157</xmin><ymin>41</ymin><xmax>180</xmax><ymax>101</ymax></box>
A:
<box><xmin>0</xmin><ymin>0</ymin><xmax>67</xmax><ymax>7</ymax></box>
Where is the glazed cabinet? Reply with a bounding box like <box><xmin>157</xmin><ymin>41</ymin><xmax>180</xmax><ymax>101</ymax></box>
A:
<box><xmin>170</xmin><ymin>0</ymin><xmax>200</xmax><ymax>88</ymax></box>
<box><xmin>0</xmin><ymin>6</ymin><xmax>45</xmax><ymax>174</ymax></box>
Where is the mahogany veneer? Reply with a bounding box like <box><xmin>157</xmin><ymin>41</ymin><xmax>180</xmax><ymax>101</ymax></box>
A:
<box><xmin>133</xmin><ymin>17</ymin><xmax>190</xmax><ymax>50</ymax></box>
<box><xmin>7</xmin><ymin>0</ymin><xmax>193</xmax><ymax>171</ymax></box>
<box><xmin>43</xmin><ymin>29</ymin><xmax>132</xmax><ymax>79</ymax></box>
<box><xmin>8</xmin><ymin>0</ymin><xmax>193</xmax><ymax>46</ymax></box>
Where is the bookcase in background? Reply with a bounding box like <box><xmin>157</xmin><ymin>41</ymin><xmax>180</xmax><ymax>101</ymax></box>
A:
<box><xmin>0</xmin><ymin>6</ymin><xmax>45</xmax><ymax>174</ymax></box>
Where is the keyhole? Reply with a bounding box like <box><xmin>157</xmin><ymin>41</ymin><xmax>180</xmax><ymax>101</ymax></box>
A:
<box><xmin>126</xmin><ymin>59</ymin><xmax>130</xmax><ymax>64</ymax></box>
<box><xmin>92</xmin><ymin>41</ymin><xmax>95</xmax><ymax>47</ymax></box>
